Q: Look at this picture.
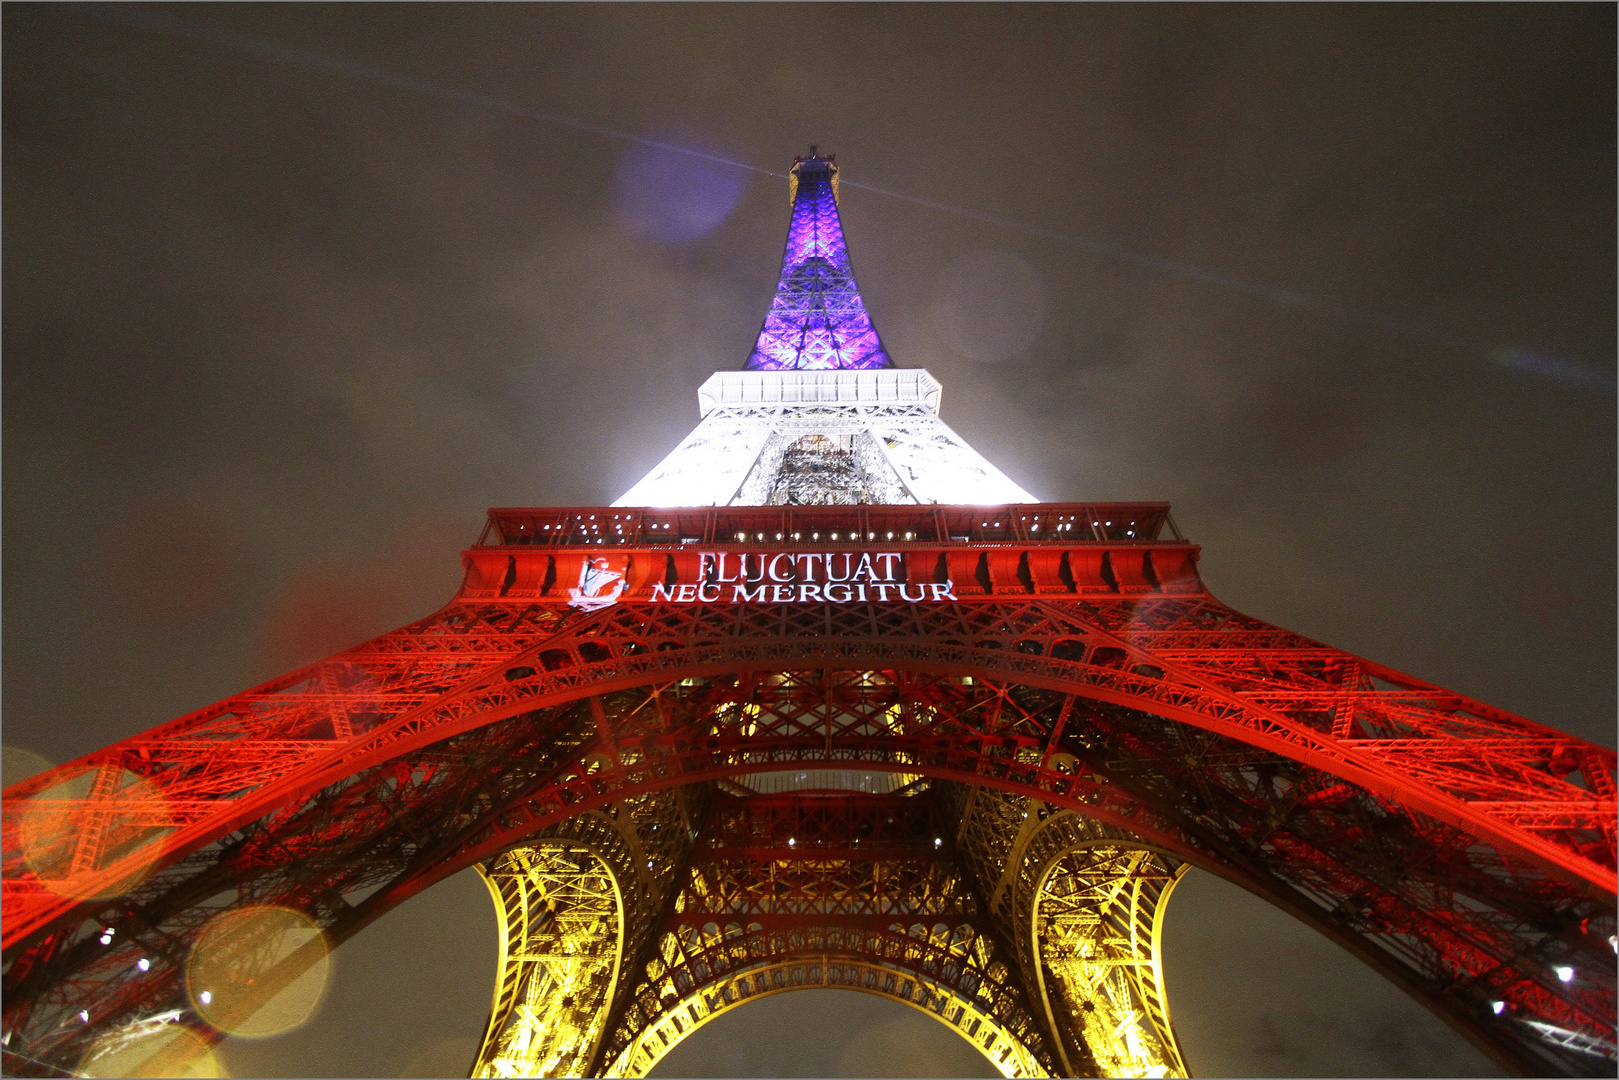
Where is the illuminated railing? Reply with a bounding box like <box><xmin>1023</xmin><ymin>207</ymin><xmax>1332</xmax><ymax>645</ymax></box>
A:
<box><xmin>479</xmin><ymin>503</ymin><xmax>1182</xmax><ymax>548</ymax></box>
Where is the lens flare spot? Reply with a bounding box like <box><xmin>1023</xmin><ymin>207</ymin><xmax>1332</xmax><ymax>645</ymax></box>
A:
<box><xmin>933</xmin><ymin>249</ymin><xmax>1048</xmax><ymax>364</ymax></box>
<box><xmin>79</xmin><ymin>1023</ymin><xmax>221</xmax><ymax>1078</ymax></box>
<box><xmin>186</xmin><ymin>906</ymin><xmax>331</xmax><ymax>1038</ymax></box>
<box><xmin>613</xmin><ymin>126</ymin><xmax>746</xmax><ymax>243</ymax></box>
<box><xmin>2</xmin><ymin>745</ymin><xmax>53</xmax><ymax>788</ymax></box>
<box><xmin>15</xmin><ymin>769</ymin><xmax>172</xmax><ymax>901</ymax></box>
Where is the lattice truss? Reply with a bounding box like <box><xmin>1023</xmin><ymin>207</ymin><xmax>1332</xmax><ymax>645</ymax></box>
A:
<box><xmin>611</xmin><ymin>382</ymin><xmax>1036</xmax><ymax>507</ymax></box>
<box><xmin>745</xmin><ymin>156</ymin><xmax>890</xmax><ymax>372</ymax></box>
<box><xmin>472</xmin><ymin>788</ymin><xmax>697</xmax><ymax>1079</ymax></box>
<box><xmin>3</xmin><ymin>578</ymin><xmax>1614</xmax><ymax>1077</ymax></box>
<box><xmin>477</xmin><ymin>846</ymin><xmax>620</xmax><ymax>1078</ymax></box>
<box><xmin>954</xmin><ymin>790</ymin><xmax>1188</xmax><ymax>1079</ymax></box>
<box><xmin>599</xmin><ymin>790</ymin><xmax>1048</xmax><ymax>1077</ymax></box>
<box><xmin>476</xmin><ymin>786</ymin><xmax>1190</xmax><ymax>1079</ymax></box>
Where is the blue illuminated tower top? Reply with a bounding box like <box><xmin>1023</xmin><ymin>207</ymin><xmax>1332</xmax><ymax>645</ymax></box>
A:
<box><xmin>744</xmin><ymin>152</ymin><xmax>893</xmax><ymax>371</ymax></box>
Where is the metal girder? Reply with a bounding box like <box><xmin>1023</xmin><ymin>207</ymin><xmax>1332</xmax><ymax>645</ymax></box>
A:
<box><xmin>596</xmin><ymin>789</ymin><xmax>1053</xmax><ymax>1078</ymax></box>
<box><xmin>474</xmin><ymin>844</ymin><xmax>622</xmax><ymax>1078</ymax></box>
<box><xmin>471</xmin><ymin>785</ymin><xmax>699</xmax><ymax>1078</ymax></box>
<box><xmin>953</xmin><ymin>789</ymin><xmax>1189</xmax><ymax>1078</ymax></box>
<box><xmin>3</xmin><ymin>507</ymin><xmax>1615</xmax><ymax>1078</ymax></box>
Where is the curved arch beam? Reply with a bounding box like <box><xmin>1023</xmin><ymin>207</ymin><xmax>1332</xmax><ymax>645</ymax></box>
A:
<box><xmin>3</xmin><ymin>604</ymin><xmax>1614</xmax><ymax>1075</ymax></box>
<box><xmin>473</xmin><ymin>842</ymin><xmax>625</xmax><ymax>1078</ymax></box>
<box><xmin>606</xmin><ymin>955</ymin><xmax>1046</xmax><ymax>1079</ymax></box>
<box><xmin>952</xmin><ymin>792</ymin><xmax>1189</xmax><ymax>1078</ymax></box>
<box><xmin>6</xmin><ymin>596</ymin><xmax>1610</xmax><ymax>960</ymax></box>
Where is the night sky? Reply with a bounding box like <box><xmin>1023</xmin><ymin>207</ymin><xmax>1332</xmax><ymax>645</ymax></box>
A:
<box><xmin>4</xmin><ymin>5</ymin><xmax>1614</xmax><ymax>1077</ymax></box>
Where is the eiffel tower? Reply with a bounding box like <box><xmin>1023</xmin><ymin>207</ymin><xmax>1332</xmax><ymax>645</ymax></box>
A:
<box><xmin>2</xmin><ymin>152</ymin><xmax>1614</xmax><ymax>1079</ymax></box>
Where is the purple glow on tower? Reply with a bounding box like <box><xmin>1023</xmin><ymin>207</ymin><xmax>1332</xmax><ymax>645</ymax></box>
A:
<box><xmin>744</xmin><ymin>156</ymin><xmax>893</xmax><ymax>371</ymax></box>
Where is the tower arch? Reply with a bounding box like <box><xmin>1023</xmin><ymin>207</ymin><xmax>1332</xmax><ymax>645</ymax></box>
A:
<box><xmin>6</xmin><ymin>623</ymin><xmax>1610</xmax><ymax>1076</ymax></box>
<box><xmin>607</xmin><ymin>959</ymin><xmax>1046</xmax><ymax>1079</ymax></box>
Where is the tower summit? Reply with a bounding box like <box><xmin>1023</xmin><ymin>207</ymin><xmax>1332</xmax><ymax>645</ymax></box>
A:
<box><xmin>746</xmin><ymin>151</ymin><xmax>891</xmax><ymax>372</ymax></box>
<box><xmin>616</xmin><ymin>152</ymin><xmax>1035</xmax><ymax>508</ymax></box>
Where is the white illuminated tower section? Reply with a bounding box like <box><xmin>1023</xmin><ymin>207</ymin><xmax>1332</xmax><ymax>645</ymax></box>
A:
<box><xmin>615</xmin><ymin>153</ymin><xmax>1034</xmax><ymax>508</ymax></box>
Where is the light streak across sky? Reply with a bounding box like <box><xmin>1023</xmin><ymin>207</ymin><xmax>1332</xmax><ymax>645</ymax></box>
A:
<box><xmin>71</xmin><ymin>3</ymin><xmax>1614</xmax><ymax>393</ymax></box>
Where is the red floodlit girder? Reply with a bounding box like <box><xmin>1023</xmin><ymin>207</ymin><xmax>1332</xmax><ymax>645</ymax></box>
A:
<box><xmin>4</xmin><ymin>606</ymin><xmax>1611</xmax><ymax>959</ymax></box>
<box><xmin>2</xmin><ymin>504</ymin><xmax>1615</xmax><ymax>1077</ymax></box>
<box><xmin>4</xmin><ymin>587</ymin><xmax>1612</xmax><ymax>953</ymax></box>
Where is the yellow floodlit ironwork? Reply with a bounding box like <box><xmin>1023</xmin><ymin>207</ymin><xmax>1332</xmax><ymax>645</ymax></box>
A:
<box><xmin>472</xmin><ymin>845</ymin><xmax>624</xmax><ymax>1079</ymax></box>
<box><xmin>605</xmin><ymin>954</ymin><xmax>1046</xmax><ymax>1078</ymax></box>
<box><xmin>1032</xmin><ymin>847</ymin><xmax>1187</xmax><ymax>1079</ymax></box>
<box><xmin>465</xmin><ymin>781</ymin><xmax>1193</xmax><ymax>1079</ymax></box>
<box><xmin>954</xmin><ymin>788</ymin><xmax>1191</xmax><ymax>1079</ymax></box>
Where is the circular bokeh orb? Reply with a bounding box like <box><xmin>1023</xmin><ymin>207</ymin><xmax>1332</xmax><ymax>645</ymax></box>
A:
<box><xmin>613</xmin><ymin>127</ymin><xmax>746</xmax><ymax>243</ymax></box>
<box><xmin>2</xmin><ymin>744</ymin><xmax>53</xmax><ymax>788</ymax></box>
<box><xmin>79</xmin><ymin>1024</ymin><xmax>221</xmax><ymax>1078</ymax></box>
<box><xmin>186</xmin><ymin>905</ymin><xmax>332</xmax><ymax>1038</ymax></box>
<box><xmin>17</xmin><ymin>768</ymin><xmax>169</xmax><ymax>901</ymax></box>
<box><xmin>933</xmin><ymin>249</ymin><xmax>1050</xmax><ymax>364</ymax></box>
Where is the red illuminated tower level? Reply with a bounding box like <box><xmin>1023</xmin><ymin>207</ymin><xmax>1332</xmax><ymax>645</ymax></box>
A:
<box><xmin>3</xmin><ymin>153</ymin><xmax>1614</xmax><ymax>1078</ymax></box>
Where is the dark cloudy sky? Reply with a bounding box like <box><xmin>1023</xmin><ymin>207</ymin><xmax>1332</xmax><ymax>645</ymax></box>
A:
<box><xmin>4</xmin><ymin>4</ymin><xmax>1613</xmax><ymax>1077</ymax></box>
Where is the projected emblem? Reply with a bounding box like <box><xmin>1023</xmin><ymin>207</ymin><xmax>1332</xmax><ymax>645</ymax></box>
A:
<box><xmin>568</xmin><ymin>556</ymin><xmax>627</xmax><ymax>611</ymax></box>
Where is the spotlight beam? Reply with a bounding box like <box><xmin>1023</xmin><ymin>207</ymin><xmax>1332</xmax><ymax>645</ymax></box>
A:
<box><xmin>66</xmin><ymin>3</ymin><xmax>1611</xmax><ymax>390</ymax></box>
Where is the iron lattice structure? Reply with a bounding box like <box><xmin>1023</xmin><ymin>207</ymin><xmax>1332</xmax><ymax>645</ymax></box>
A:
<box><xmin>2</xmin><ymin>504</ymin><xmax>1614</xmax><ymax>1077</ymax></box>
<box><xmin>744</xmin><ymin>154</ymin><xmax>890</xmax><ymax>371</ymax></box>
<box><xmin>4</xmin><ymin>154</ymin><xmax>1616</xmax><ymax>1079</ymax></box>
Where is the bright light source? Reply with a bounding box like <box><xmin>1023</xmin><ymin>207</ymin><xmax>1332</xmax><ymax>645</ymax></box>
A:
<box><xmin>933</xmin><ymin>837</ymin><xmax>942</xmax><ymax>847</ymax></box>
<box><xmin>79</xmin><ymin>1011</ymin><xmax>89</xmax><ymax>1023</ymax></box>
<box><xmin>99</xmin><ymin>935</ymin><xmax>112</xmax><ymax>945</ymax></box>
<box><xmin>787</xmin><ymin>838</ymin><xmax>796</xmax><ymax>847</ymax></box>
<box><xmin>1491</xmin><ymin>1000</ymin><xmax>1506</xmax><ymax>1015</ymax></box>
<box><xmin>199</xmin><ymin>991</ymin><xmax>212</xmax><ymax>1005</ymax></box>
<box><xmin>1555</xmin><ymin>966</ymin><xmax>1574</xmax><ymax>983</ymax></box>
<box><xmin>137</xmin><ymin>958</ymin><xmax>150</xmax><ymax>972</ymax></box>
